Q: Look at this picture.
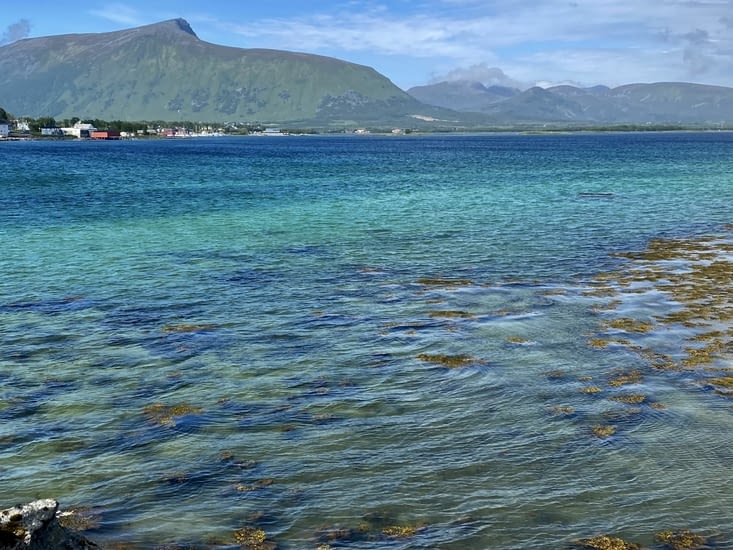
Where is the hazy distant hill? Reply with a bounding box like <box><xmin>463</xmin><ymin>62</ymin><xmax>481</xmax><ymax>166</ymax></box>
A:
<box><xmin>407</xmin><ymin>80</ymin><xmax>519</xmax><ymax>112</ymax></box>
<box><xmin>0</xmin><ymin>19</ymin><xmax>466</xmax><ymax>126</ymax></box>
<box><xmin>408</xmin><ymin>80</ymin><xmax>733</xmax><ymax>124</ymax></box>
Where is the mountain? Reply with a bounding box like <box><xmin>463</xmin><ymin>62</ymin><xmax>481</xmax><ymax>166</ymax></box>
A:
<box><xmin>408</xmin><ymin>80</ymin><xmax>733</xmax><ymax>124</ymax></box>
<box><xmin>0</xmin><ymin>19</ymin><xmax>466</xmax><ymax>126</ymax></box>
<box><xmin>407</xmin><ymin>80</ymin><xmax>519</xmax><ymax>112</ymax></box>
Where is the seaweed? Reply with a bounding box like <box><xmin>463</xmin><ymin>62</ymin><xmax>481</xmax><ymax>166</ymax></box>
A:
<box><xmin>608</xmin><ymin>370</ymin><xmax>642</xmax><ymax>387</ymax></box>
<box><xmin>549</xmin><ymin>405</ymin><xmax>575</xmax><ymax>415</ymax></box>
<box><xmin>591</xmin><ymin>425</ymin><xmax>617</xmax><ymax>438</ymax></box>
<box><xmin>427</xmin><ymin>310</ymin><xmax>475</xmax><ymax>319</ymax></box>
<box><xmin>416</xmin><ymin>277</ymin><xmax>473</xmax><ymax>287</ymax></box>
<box><xmin>142</xmin><ymin>403</ymin><xmax>203</xmax><ymax>427</ymax></box>
<box><xmin>161</xmin><ymin>323</ymin><xmax>217</xmax><ymax>333</ymax></box>
<box><xmin>654</xmin><ymin>529</ymin><xmax>708</xmax><ymax>550</ymax></box>
<box><xmin>382</xmin><ymin>525</ymin><xmax>420</xmax><ymax>538</ymax></box>
<box><xmin>610</xmin><ymin>394</ymin><xmax>646</xmax><ymax>404</ymax></box>
<box><xmin>236</xmin><ymin>479</ymin><xmax>274</xmax><ymax>492</ymax></box>
<box><xmin>506</xmin><ymin>335</ymin><xmax>533</xmax><ymax>344</ymax></box>
<box><xmin>575</xmin><ymin>534</ymin><xmax>641</xmax><ymax>549</ymax></box>
<box><xmin>604</xmin><ymin>318</ymin><xmax>654</xmax><ymax>333</ymax></box>
<box><xmin>416</xmin><ymin>353</ymin><xmax>480</xmax><ymax>368</ymax></box>
<box><xmin>233</xmin><ymin>526</ymin><xmax>274</xmax><ymax>549</ymax></box>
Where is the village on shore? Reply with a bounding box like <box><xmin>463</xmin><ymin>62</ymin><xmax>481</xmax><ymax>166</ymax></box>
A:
<box><xmin>0</xmin><ymin>108</ymin><xmax>415</xmax><ymax>140</ymax></box>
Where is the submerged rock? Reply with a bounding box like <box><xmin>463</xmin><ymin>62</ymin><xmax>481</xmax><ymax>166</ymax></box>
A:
<box><xmin>0</xmin><ymin>499</ymin><xmax>99</xmax><ymax>549</ymax></box>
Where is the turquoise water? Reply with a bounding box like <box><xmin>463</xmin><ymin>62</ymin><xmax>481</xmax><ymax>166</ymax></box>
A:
<box><xmin>2</xmin><ymin>133</ymin><xmax>733</xmax><ymax>548</ymax></box>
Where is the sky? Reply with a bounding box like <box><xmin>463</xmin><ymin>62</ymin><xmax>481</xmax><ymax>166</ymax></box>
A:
<box><xmin>3</xmin><ymin>0</ymin><xmax>733</xmax><ymax>90</ymax></box>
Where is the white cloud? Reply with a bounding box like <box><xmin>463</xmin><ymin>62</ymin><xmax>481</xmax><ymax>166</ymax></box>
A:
<box><xmin>89</xmin><ymin>3</ymin><xmax>143</xmax><ymax>26</ymax></box>
<box><xmin>430</xmin><ymin>64</ymin><xmax>525</xmax><ymax>88</ymax></box>
<box><xmin>202</xmin><ymin>0</ymin><xmax>733</xmax><ymax>87</ymax></box>
<box><xmin>1</xmin><ymin>19</ymin><xmax>31</xmax><ymax>45</ymax></box>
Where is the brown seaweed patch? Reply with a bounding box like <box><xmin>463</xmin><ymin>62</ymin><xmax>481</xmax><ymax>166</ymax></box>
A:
<box><xmin>416</xmin><ymin>353</ymin><xmax>480</xmax><ymax>368</ymax></box>
<box><xmin>682</xmin><ymin>341</ymin><xmax>724</xmax><ymax>368</ymax></box>
<box><xmin>604</xmin><ymin>318</ymin><xmax>654</xmax><ymax>333</ymax></box>
<box><xmin>143</xmin><ymin>403</ymin><xmax>203</xmax><ymax>426</ymax></box>
<box><xmin>549</xmin><ymin>405</ymin><xmax>575</xmax><ymax>415</ymax></box>
<box><xmin>588</xmin><ymin>338</ymin><xmax>610</xmax><ymax>349</ymax></box>
<box><xmin>610</xmin><ymin>394</ymin><xmax>646</xmax><ymax>404</ymax></box>
<box><xmin>56</xmin><ymin>506</ymin><xmax>101</xmax><ymax>531</ymax></box>
<box><xmin>654</xmin><ymin>529</ymin><xmax>707</xmax><ymax>550</ymax></box>
<box><xmin>427</xmin><ymin>310</ymin><xmax>475</xmax><ymax>319</ymax></box>
<box><xmin>608</xmin><ymin>370</ymin><xmax>642</xmax><ymax>387</ymax></box>
<box><xmin>160</xmin><ymin>471</ymin><xmax>189</xmax><ymax>484</ymax></box>
<box><xmin>603</xmin><ymin>407</ymin><xmax>642</xmax><ymax>422</ymax></box>
<box><xmin>162</xmin><ymin>323</ymin><xmax>217</xmax><ymax>333</ymax></box>
<box><xmin>382</xmin><ymin>321</ymin><xmax>432</xmax><ymax>330</ymax></box>
<box><xmin>613</xmin><ymin>237</ymin><xmax>712</xmax><ymax>261</ymax></box>
<box><xmin>233</xmin><ymin>526</ymin><xmax>274</xmax><ymax>549</ymax></box>
<box><xmin>709</xmin><ymin>376</ymin><xmax>733</xmax><ymax>397</ymax></box>
<box><xmin>506</xmin><ymin>335</ymin><xmax>533</xmax><ymax>344</ymax></box>
<box><xmin>637</xmin><ymin>348</ymin><xmax>677</xmax><ymax>370</ymax></box>
<box><xmin>575</xmin><ymin>534</ymin><xmax>641</xmax><ymax>549</ymax></box>
<box><xmin>581</xmin><ymin>386</ymin><xmax>603</xmax><ymax>394</ymax></box>
<box><xmin>578</xmin><ymin>375</ymin><xmax>594</xmax><ymax>382</ymax></box>
<box><xmin>539</xmin><ymin>288</ymin><xmax>568</xmax><ymax>296</ymax></box>
<box><xmin>416</xmin><ymin>277</ymin><xmax>473</xmax><ymax>287</ymax></box>
<box><xmin>582</xmin><ymin>287</ymin><xmax>619</xmax><ymax>298</ymax></box>
<box><xmin>709</xmin><ymin>376</ymin><xmax>733</xmax><ymax>388</ymax></box>
<box><xmin>235</xmin><ymin>479</ymin><xmax>274</xmax><ymax>492</ymax></box>
<box><xmin>315</xmin><ymin>525</ymin><xmax>361</xmax><ymax>543</ymax></box>
<box><xmin>591</xmin><ymin>300</ymin><xmax>622</xmax><ymax>313</ymax></box>
<box><xmin>690</xmin><ymin>330</ymin><xmax>725</xmax><ymax>341</ymax></box>
<box><xmin>382</xmin><ymin>524</ymin><xmax>422</xmax><ymax>539</ymax></box>
<box><xmin>591</xmin><ymin>425</ymin><xmax>617</xmax><ymax>438</ymax></box>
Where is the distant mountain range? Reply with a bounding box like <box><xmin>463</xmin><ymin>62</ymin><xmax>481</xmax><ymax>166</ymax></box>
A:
<box><xmin>1</xmin><ymin>19</ymin><xmax>733</xmax><ymax>127</ymax></box>
<box><xmin>0</xmin><ymin>19</ymin><xmax>469</xmax><ymax>127</ymax></box>
<box><xmin>407</xmin><ymin>80</ymin><xmax>733</xmax><ymax>124</ymax></box>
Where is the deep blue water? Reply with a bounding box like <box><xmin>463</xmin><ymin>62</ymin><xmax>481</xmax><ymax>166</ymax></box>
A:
<box><xmin>2</xmin><ymin>133</ymin><xmax>733</xmax><ymax>548</ymax></box>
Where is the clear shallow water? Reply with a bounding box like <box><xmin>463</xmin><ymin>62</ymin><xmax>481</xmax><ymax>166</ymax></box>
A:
<box><xmin>2</xmin><ymin>133</ymin><xmax>733</xmax><ymax>548</ymax></box>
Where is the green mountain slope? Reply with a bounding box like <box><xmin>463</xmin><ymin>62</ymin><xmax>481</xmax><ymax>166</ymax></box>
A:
<box><xmin>0</xmin><ymin>19</ymin><xmax>453</xmax><ymax>125</ymax></box>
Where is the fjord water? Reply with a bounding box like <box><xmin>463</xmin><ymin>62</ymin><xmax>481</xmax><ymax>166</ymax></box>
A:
<box><xmin>2</xmin><ymin>133</ymin><xmax>733</xmax><ymax>548</ymax></box>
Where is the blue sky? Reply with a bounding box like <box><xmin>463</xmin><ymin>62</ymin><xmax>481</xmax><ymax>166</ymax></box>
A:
<box><xmin>3</xmin><ymin>1</ymin><xmax>733</xmax><ymax>90</ymax></box>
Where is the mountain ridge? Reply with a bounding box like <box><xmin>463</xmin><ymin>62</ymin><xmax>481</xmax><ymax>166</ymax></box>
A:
<box><xmin>407</xmin><ymin>79</ymin><xmax>733</xmax><ymax>124</ymax></box>
<box><xmin>0</xmin><ymin>19</ymin><xmax>470</xmax><ymax>126</ymax></box>
<box><xmin>4</xmin><ymin>19</ymin><xmax>733</xmax><ymax>126</ymax></box>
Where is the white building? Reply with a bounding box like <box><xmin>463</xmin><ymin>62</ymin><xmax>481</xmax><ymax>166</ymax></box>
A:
<box><xmin>61</xmin><ymin>121</ymin><xmax>96</xmax><ymax>138</ymax></box>
<box><xmin>0</xmin><ymin>121</ymin><xmax>9</xmax><ymax>137</ymax></box>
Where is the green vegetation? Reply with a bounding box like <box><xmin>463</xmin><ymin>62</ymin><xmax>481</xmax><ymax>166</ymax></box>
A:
<box><xmin>0</xmin><ymin>19</ymin><xmax>436</xmax><ymax>126</ymax></box>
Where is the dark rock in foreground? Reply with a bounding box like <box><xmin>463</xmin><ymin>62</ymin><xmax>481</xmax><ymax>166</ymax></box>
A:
<box><xmin>0</xmin><ymin>500</ymin><xmax>99</xmax><ymax>550</ymax></box>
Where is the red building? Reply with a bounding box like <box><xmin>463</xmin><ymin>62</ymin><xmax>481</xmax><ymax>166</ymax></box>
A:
<box><xmin>91</xmin><ymin>130</ymin><xmax>121</xmax><ymax>140</ymax></box>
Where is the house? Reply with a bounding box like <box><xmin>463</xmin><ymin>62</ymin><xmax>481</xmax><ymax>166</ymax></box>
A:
<box><xmin>0</xmin><ymin>121</ymin><xmax>10</xmax><ymax>137</ymax></box>
<box><xmin>91</xmin><ymin>130</ymin><xmax>121</xmax><ymax>140</ymax></box>
<box><xmin>41</xmin><ymin>127</ymin><xmax>64</xmax><ymax>137</ymax></box>
<box><xmin>61</xmin><ymin>121</ymin><xmax>97</xmax><ymax>138</ymax></box>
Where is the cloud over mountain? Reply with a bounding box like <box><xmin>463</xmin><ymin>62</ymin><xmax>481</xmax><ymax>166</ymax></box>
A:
<box><xmin>1</xmin><ymin>19</ymin><xmax>30</xmax><ymax>45</ymax></box>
